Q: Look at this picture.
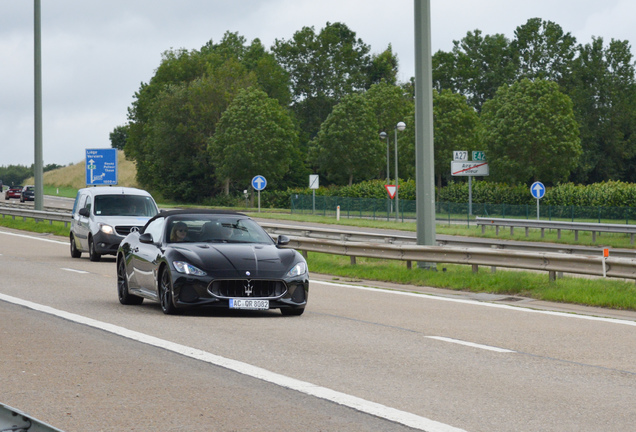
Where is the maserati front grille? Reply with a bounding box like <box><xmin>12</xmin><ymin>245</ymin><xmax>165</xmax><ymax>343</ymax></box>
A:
<box><xmin>209</xmin><ymin>279</ymin><xmax>287</xmax><ymax>298</ymax></box>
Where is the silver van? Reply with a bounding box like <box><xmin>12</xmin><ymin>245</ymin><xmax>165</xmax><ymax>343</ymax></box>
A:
<box><xmin>70</xmin><ymin>187</ymin><xmax>159</xmax><ymax>261</ymax></box>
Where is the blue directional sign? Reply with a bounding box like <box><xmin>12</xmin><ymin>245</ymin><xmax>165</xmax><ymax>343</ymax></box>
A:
<box><xmin>252</xmin><ymin>175</ymin><xmax>267</xmax><ymax>191</ymax></box>
<box><xmin>86</xmin><ymin>148</ymin><xmax>118</xmax><ymax>185</ymax></box>
<box><xmin>530</xmin><ymin>181</ymin><xmax>545</xmax><ymax>199</ymax></box>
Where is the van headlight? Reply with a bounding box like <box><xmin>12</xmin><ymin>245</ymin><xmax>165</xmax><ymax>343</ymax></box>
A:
<box><xmin>98</xmin><ymin>223</ymin><xmax>115</xmax><ymax>235</ymax></box>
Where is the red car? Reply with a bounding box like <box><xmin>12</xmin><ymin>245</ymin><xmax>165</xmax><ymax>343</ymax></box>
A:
<box><xmin>5</xmin><ymin>186</ymin><xmax>23</xmax><ymax>200</ymax></box>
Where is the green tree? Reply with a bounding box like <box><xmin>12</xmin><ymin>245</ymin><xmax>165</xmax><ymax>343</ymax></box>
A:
<box><xmin>209</xmin><ymin>87</ymin><xmax>298</xmax><ymax>194</ymax></box>
<box><xmin>511</xmin><ymin>18</ymin><xmax>576</xmax><ymax>83</ymax></box>
<box><xmin>481</xmin><ymin>79</ymin><xmax>581</xmax><ymax>184</ymax></box>
<box><xmin>366</xmin><ymin>45</ymin><xmax>399</xmax><ymax>87</ymax></box>
<box><xmin>364</xmin><ymin>82</ymin><xmax>413</xmax><ymax>181</ymax></box>
<box><xmin>125</xmin><ymin>32</ymin><xmax>290</xmax><ymax>198</ymax></box>
<box><xmin>273</xmin><ymin>22</ymin><xmax>372</xmax><ymax>141</ymax></box>
<box><xmin>433</xmin><ymin>30</ymin><xmax>516</xmax><ymax>111</ymax></box>
<box><xmin>398</xmin><ymin>90</ymin><xmax>479</xmax><ymax>187</ymax></box>
<box><xmin>564</xmin><ymin>37</ymin><xmax>636</xmax><ymax>183</ymax></box>
<box><xmin>309</xmin><ymin>94</ymin><xmax>381</xmax><ymax>185</ymax></box>
<box><xmin>109</xmin><ymin>125</ymin><xmax>128</xmax><ymax>150</ymax></box>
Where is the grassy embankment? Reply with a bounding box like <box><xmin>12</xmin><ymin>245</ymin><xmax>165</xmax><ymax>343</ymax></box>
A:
<box><xmin>5</xmin><ymin>154</ymin><xmax>636</xmax><ymax>311</ymax></box>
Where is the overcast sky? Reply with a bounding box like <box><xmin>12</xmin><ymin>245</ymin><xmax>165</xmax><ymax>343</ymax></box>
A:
<box><xmin>1</xmin><ymin>0</ymin><xmax>634</xmax><ymax>167</ymax></box>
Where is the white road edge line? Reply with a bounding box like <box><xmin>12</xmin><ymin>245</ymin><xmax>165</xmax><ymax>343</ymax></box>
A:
<box><xmin>0</xmin><ymin>230</ymin><xmax>68</xmax><ymax>245</ymax></box>
<box><xmin>0</xmin><ymin>293</ymin><xmax>467</xmax><ymax>432</ymax></box>
<box><xmin>426</xmin><ymin>336</ymin><xmax>515</xmax><ymax>353</ymax></box>
<box><xmin>317</xmin><ymin>281</ymin><xmax>636</xmax><ymax>327</ymax></box>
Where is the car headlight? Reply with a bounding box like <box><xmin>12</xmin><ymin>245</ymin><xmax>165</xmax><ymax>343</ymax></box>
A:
<box><xmin>98</xmin><ymin>223</ymin><xmax>115</xmax><ymax>235</ymax></box>
<box><xmin>286</xmin><ymin>262</ymin><xmax>307</xmax><ymax>278</ymax></box>
<box><xmin>173</xmin><ymin>261</ymin><xmax>207</xmax><ymax>276</ymax></box>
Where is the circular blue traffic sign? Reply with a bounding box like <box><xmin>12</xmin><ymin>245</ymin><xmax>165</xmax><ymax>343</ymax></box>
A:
<box><xmin>252</xmin><ymin>175</ymin><xmax>267</xmax><ymax>191</ymax></box>
<box><xmin>530</xmin><ymin>181</ymin><xmax>545</xmax><ymax>199</ymax></box>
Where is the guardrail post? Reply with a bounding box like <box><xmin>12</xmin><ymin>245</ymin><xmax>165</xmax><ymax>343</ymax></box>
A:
<box><xmin>575</xmin><ymin>230</ymin><xmax>579</xmax><ymax>241</ymax></box>
<box><xmin>525</xmin><ymin>227</ymin><xmax>529</xmax><ymax>237</ymax></box>
<box><xmin>472</xmin><ymin>264</ymin><xmax>478</xmax><ymax>273</ymax></box>
<box><xmin>549</xmin><ymin>271</ymin><xmax>556</xmax><ymax>282</ymax></box>
<box><xmin>510</xmin><ymin>226</ymin><xmax>514</xmax><ymax>236</ymax></box>
<box><xmin>541</xmin><ymin>228</ymin><xmax>545</xmax><ymax>238</ymax></box>
<box><xmin>350</xmin><ymin>256</ymin><xmax>356</xmax><ymax>265</ymax></box>
<box><xmin>406</xmin><ymin>260</ymin><xmax>412</xmax><ymax>269</ymax></box>
<box><xmin>557</xmin><ymin>229</ymin><xmax>561</xmax><ymax>239</ymax></box>
<box><xmin>592</xmin><ymin>232</ymin><xmax>596</xmax><ymax>242</ymax></box>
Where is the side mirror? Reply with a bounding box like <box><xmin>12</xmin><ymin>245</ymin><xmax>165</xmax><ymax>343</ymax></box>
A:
<box><xmin>139</xmin><ymin>233</ymin><xmax>154</xmax><ymax>244</ymax></box>
<box><xmin>277</xmin><ymin>235</ymin><xmax>290</xmax><ymax>246</ymax></box>
<box><xmin>78</xmin><ymin>208</ymin><xmax>90</xmax><ymax>217</ymax></box>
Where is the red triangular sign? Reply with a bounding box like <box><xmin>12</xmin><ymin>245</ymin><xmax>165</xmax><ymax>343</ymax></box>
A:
<box><xmin>385</xmin><ymin>185</ymin><xmax>397</xmax><ymax>199</ymax></box>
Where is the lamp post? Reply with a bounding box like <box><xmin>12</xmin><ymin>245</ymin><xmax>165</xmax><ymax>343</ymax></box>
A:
<box><xmin>379</xmin><ymin>131</ymin><xmax>389</xmax><ymax>183</ymax></box>
<box><xmin>394</xmin><ymin>121</ymin><xmax>406</xmax><ymax>221</ymax></box>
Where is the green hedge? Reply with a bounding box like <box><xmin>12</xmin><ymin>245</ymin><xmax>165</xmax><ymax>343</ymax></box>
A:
<box><xmin>259</xmin><ymin>179</ymin><xmax>636</xmax><ymax>209</ymax></box>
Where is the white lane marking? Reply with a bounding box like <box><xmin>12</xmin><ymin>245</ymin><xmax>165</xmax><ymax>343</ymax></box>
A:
<box><xmin>426</xmin><ymin>336</ymin><xmax>515</xmax><ymax>353</ymax></box>
<box><xmin>0</xmin><ymin>230</ymin><xmax>67</xmax><ymax>245</ymax></box>
<box><xmin>317</xmin><ymin>281</ymin><xmax>636</xmax><ymax>327</ymax></box>
<box><xmin>0</xmin><ymin>293</ymin><xmax>467</xmax><ymax>432</ymax></box>
<box><xmin>61</xmin><ymin>268</ymin><xmax>89</xmax><ymax>274</ymax></box>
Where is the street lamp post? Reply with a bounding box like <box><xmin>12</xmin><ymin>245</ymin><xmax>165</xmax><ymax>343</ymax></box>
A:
<box><xmin>394</xmin><ymin>121</ymin><xmax>406</xmax><ymax>221</ymax></box>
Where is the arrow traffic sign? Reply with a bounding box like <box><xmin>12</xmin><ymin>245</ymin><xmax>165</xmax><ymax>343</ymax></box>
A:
<box><xmin>251</xmin><ymin>175</ymin><xmax>267</xmax><ymax>191</ymax></box>
<box><xmin>530</xmin><ymin>181</ymin><xmax>545</xmax><ymax>199</ymax></box>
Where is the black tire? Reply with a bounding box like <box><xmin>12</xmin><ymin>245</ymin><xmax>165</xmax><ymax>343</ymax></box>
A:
<box><xmin>88</xmin><ymin>236</ymin><xmax>101</xmax><ymax>262</ymax></box>
<box><xmin>117</xmin><ymin>258</ymin><xmax>143</xmax><ymax>305</ymax></box>
<box><xmin>159</xmin><ymin>267</ymin><xmax>178</xmax><ymax>315</ymax></box>
<box><xmin>281</xmin><ymin>307</ymin><xmax>305</xmax><ymax>316</ymax></box>
<box><xmin>70</xmin><ymin>234</ymin><xmax>81</xmax><ymax>258</ymax></box>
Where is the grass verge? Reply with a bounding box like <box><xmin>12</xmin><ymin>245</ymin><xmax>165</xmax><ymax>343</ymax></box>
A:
<box><xmin>307</xmin><ymin>252</ymin><xmax>636</xmax><ymax>311</ymax></box>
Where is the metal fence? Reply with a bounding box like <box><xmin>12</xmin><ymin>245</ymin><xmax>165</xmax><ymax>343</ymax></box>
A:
<box><xmin>290</xmin><ymin>194</ymin><xmax>636</xmax><ymax>225</ymax></box>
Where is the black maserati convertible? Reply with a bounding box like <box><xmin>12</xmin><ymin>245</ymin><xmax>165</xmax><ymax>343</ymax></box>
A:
<box><xmin>116</xmin><ymin>209</ymin><xmax>308</xmax><ymax>315</ymax></box>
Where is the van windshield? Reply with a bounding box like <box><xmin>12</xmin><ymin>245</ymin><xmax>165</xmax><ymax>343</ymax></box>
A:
<box><xmin>93</xmin><ymin>195</ymin><xmax>158</xmax><ymax>217</ymax></box>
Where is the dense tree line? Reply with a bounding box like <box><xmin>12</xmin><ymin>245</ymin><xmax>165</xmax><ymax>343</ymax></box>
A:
<box><xmin>115</xmin><ymin>19</ymin><xmax>636</xmax><ymax>204</ymax></box>
<box><xmin>0</xmin><ymin>164</ymin><xmax>64</xmax><ymax>187</ymax></box>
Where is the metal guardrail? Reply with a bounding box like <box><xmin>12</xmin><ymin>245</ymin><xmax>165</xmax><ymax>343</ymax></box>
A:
<box><xmin>284</xmin><ymin>237</ymin><xmax>636</xmax><ymax>282</ymax></box>
<box><xmin>0</xmin><ymin>207</ymin><xmax>71</xmax><ymax>227</ymax></box>
<box><xmin>1</xmin><ymin>206</ymin><xmax>635</xmax><ymax>281</ymax></box>
<box><xmin>259</xmin><ymin>222</ymin><xmax>636</xmax><ymax>259</ymax></box>
<box><xmin>476</xmin><ymin>216</ymin><xmax>636</xmax><ymax>244</ymax></box>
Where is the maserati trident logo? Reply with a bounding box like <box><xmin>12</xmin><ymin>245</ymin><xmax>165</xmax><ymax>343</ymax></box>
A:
<box><xmin>244</xmin><ymin>279</ymin><xmax>253</xmax><ymax>297</ymax></box>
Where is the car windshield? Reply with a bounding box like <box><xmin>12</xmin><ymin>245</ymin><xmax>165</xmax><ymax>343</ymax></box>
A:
<box><xmin>93</xmin><ymin>195</ymin><xmax>158</xmax><ymax>217</ymax></box>
<box><xmin>166</xmin><ymin>215</ymin><xmax>273</xmax><ymax>244</ymax></box>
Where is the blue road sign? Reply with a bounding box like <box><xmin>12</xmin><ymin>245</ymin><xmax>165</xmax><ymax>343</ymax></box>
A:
<box><xmin>86</xmin><ymin>148</ymin><xmax>118</xmax><ymax>185</ymax></box>
<box><xmin>530</xmin><ymin>181</ymin><xmax>545</xmax><ymax>199</ymax></box>
<box><xmin>252</xmin><ymin>175</ymin><xmax>267</xmax><ymax>191</ymax></box>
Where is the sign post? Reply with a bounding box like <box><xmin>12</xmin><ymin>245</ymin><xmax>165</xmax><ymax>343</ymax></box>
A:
<box><xmin>530</xmin><ymin>181</ymin><xmax>545</xmax><ymax>219</ymax></box>
<box><xmin>309</xmin><ymin>174</ymin><xmax>319</xmax><ymax>213</ymax></box>
<box><xmin>452</xmin><ymin>150</ymin><xmax>488</xmax><ymax>216</ymax></box>
<box><xmin>251</xmin><ymin>175</ymin><xmax>267</xmax><ymax>213</ymax></box>
<box><xmin>85</xmin><ymin>148</ymin><xmax>118</xmax><ymax>186</ymax></box>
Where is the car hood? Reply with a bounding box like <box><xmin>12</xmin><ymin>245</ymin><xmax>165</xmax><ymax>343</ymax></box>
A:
<box><xmin>170</xmin><ymin>243</ymin><xmax>299</xmax><ymax>278</ymax></box>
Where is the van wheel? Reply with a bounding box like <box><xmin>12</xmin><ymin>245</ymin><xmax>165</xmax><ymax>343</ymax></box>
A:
<box><xmin>70</xmin><ymin>234</ymin><xmax>81</xmax><ymax>258</ymax></box>
<box><xmin>88</xmin><ymin>237</ymin><xmax>101</xmax><ymax>262</ymax></box>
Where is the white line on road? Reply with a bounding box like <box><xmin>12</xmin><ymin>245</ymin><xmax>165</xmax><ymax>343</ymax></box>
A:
<box><xmin>0</xmin><ymin>230</ymin><xmax>67</xmax><ymax>245</ymax></box>
<box><xmin>426</xmin><ymin>336</ymin><xmax>515</xmax><ymax>353</ymax></box>
<box><xmin>318</xmin><ymin>281</ymin><xmax>636</xmax><ymax>327</ymax></box>
<box><xmin>60</xmin><ymin>268</ymin><xmax>89</xmax><ymax>274</ymax></box>
<box><xmin>0</xmin><ymin>293</ymin><xmax>467</xmax><ymax>432</ymax></box>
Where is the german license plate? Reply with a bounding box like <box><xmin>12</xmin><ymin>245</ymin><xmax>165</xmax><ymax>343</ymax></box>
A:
<box><xmin>229</xmin><ymin>299</ymin><xmax>269</xmax><ymax>310</ymax></box>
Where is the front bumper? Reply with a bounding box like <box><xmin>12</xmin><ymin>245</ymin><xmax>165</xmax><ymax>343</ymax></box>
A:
<box><xmin>172</xmin><ymin>275</ymin><xmax>309</xmax><ymax>310</ymax></box>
